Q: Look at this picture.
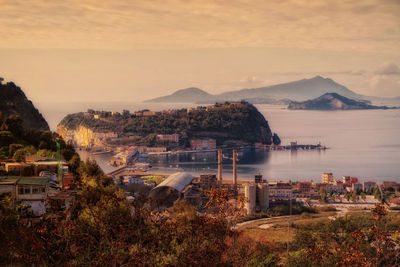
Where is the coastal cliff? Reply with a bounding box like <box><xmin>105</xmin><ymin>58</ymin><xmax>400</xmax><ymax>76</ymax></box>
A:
<box><xmin>57</xmin><ymin>102</ymin><xmax>278</xmax><ymax>149</ymax></box>
<box><xmin>57</xmin><ymin>125</ymin><xmax>116</xmax><ymax>148</ymax></box>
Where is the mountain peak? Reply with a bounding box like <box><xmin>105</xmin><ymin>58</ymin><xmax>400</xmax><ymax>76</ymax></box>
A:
<box><xmin>145</xmin><ymin>76</ymin><xmax>364</xmax><ymax>104</ymax></box>
<box><xmin>145</xmin><ymin>87</ymin><xmax>212</xmax><ymax>103</ymax></box>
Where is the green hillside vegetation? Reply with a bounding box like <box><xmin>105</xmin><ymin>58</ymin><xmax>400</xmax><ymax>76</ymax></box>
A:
<box><xmin>59</xmin><ymin>101</ymin><xmax>277</xmax><ymax>146</ymax></box>
<box><xmin>0</xmin><ymin>113</ymin><xmax>76</xmax><ymax>166</ymax></box>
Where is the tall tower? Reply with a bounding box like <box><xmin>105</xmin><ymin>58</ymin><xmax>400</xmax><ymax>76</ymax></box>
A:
<box><xmin>232</xmin><ymin>149</ymin><xmax>238</xmax><ymax>192</ymax></box>
<box><xmin>56</xmin><ymin>141</ymin><xmax>64</xmax><ymax>189</ymax></box>
<box><xmin>217</xmin><ymin>149</ymin><xmax>223</xmax><ymax>184</ymax></box>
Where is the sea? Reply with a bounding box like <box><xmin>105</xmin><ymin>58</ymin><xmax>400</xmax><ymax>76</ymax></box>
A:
<box><xmin>36</xmin><ymin>101</ymin><xmax>400</xmax><ymax>183</ymax></box>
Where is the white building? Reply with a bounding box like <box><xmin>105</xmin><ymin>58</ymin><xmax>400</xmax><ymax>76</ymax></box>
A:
<box><xmin>0</xmin><ymin>176</ymin><xmax>49</xmax><ymax>216</ymax></box>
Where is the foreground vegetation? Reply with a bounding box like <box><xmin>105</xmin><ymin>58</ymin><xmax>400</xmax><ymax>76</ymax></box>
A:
<box><xmin>1</xmin><ymin>158</ymin><xmax>400</xmax><ymax>266</ymax></box>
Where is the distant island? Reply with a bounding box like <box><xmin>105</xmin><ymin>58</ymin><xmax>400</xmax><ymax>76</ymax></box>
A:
<box><xmin>145</xmin><ymin>76</ymin><xmax>400</xmax><ymax>105</ymax></box>
<box><xmin>287</xmin><ymin>93</ymin><xmax>396</xmax><ymax>110</ymax></box>
<box><xmin>57</xmin><ymin>102</ymin><xmax>280</xmax><ymax>151</ymax></box>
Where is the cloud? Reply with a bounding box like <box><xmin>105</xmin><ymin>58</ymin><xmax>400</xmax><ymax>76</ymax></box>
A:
<box><xmin>238</xmin><ymin>75</ymin><xmax>269</xmax><ymax>88</ymax></box>
<box><xmin>369</xmin><ymin>63</ymin><xmax>400</xmax><ymax>97</ymax></box>
<box><xmin>0</xmin><ymin>0</ymin><xmax>399</xmax><ymax>52</ymax></box>
<box><xmin>374</xmin><ymin>62</ymin><xmax>400</xmax><ymax>75</ymax></box>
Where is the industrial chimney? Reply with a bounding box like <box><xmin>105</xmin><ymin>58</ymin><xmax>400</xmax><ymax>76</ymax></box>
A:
<box><xmin>233</xmin><ymin>149</ymin><xmax>237</xmax><ymax>192</ymax></box>
<box><xmin>217</xmin><ymin>149</ymin><xmax>223</xmax><ymax>184</ymax></box>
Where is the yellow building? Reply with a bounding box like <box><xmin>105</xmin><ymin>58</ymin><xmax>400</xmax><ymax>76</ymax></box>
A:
<box><xmin>322</xmin><ymin>172</ymin><xmax>333</xmax><ymax>184</ymax></box>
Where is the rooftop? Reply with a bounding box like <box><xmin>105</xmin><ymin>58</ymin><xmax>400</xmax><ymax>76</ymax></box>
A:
<box><xmin>154</xmin><ymin>172</ymin><xmax>193</xmax><ymax>192</ymax></box>
<box><xmin>0</xmin><ymin>176</ymin><xmax>49</xmax><ymax>186</ymax></box>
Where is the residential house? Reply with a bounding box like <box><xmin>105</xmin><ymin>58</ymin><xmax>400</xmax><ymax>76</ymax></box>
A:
<box><xmin>0</xmin><ymin>176</ymin><xmax>49</xmax><ymax>216</ymax></box>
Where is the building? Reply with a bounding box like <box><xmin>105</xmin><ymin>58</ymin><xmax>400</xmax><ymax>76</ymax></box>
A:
<box><xmin>255</xmin><ymin>174</ymin><xmax>263</xmax><ymax>183</ymax></box>
<box><xmin>322</xmin><ymin>173</ymin><xmax>334</xmax><ymax>184</ymax></box>
<box><xmin>382</xmin><ymin>181</ymin><xmax>400</xmax><ymax>191</ymax></box>
<box><xmin>269</xmin><ymin>182</ymin><xmax>293</xmax><ymax>199</ymax></box>
<box><xmin>352</xmin><ymin>183</ymin><xmax>363</xmax><ymax>192</ymax></box>
<box><xmin>148</xmin><ymin>172</ymin><xmax>194</xmax><ymax>209</ymax></box>
<box><xmin>350</xmin><ymin>177</ymin><xmax>359</xmax><ymax>185</ymax></box>
<box><xmin>137</xmin><ymin>146</ymin><xmax>167</xmax><ymax>153</ymax></box>
<box><xmin>190</xmin><ymin>138</ymin><xmax>217</xmax><ymax>150</ymax></box>
<box><xmin>342</xmin><ymin>176</ymin><xmax>351</xmax><ymax>186</ymax></box>
<box><xmin>5</xmin><ymin>163</ymin><xmax>34</xmax><ymax>176</ymax></box>
<box><xmin>0</xmin><ymin>176</ymin><xmax>49</xmax><ymax>216</ymax></box>
<box><xmin>156</xmin><ymin>134</ymin><xmax>179</xmax><ymax>143</ymax></box>
<box><xmin>47</xmin><ymin>191</ymin><xmax>75</xmax><ymax>215</ymax></box>
<box><xmin>143</xmin><ymin>111</ymin><xmax>156</xmax><ymax>116</ymax></box>
<box><xmin>117</xmin><ymin>175</ymin><xmax>144</xmax><ymax>185</ymax></box>
<box><xmin>327</xmin><ymin>183</ymin><xmax>344</xmax><ymax>193</ymax></box>
<box><xmin>297</xmin><ymin>181</ymin><xmax>312</xmax><ymax>194</ymax></box>
<box><xmin>244</xmin><ymin>182</ymin><xmax>269</xmax><ymax>214</ymax></box>
<box><xmin>363</xmin><ymin>181</ymin><xmax>376</xmax><ymax>192</ymax></box>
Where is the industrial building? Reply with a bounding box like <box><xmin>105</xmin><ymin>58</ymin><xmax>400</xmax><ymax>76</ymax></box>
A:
<box><xmin>244</xmin><ymin>175</ymin><xmax>269</xmax><ymax>214</ymax></box>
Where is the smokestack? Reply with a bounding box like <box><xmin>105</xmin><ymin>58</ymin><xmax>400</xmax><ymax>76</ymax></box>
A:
<box><xmin>233</xmin><ymin>149</ymin><xmax>237</xmax><ymax>192</ymax></box>
<box><xmin>217</xmin><ymin>149</ymin><xmax>223</xmax><ymax>184</ymax></box>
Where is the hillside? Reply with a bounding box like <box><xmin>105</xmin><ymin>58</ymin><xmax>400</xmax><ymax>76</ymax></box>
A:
<box><xmin>58</xmin><ymin>102</ymin><xmax>277</xmax><ymax>147</ymax></box>
<box><xmin>0</xmin><ymin>78</ymin><xmax>49</xmax><ymax>130</ymax></box>
<box><xmin>146</xmin><ymin>76</ymin><xmax>370</xmax><ymax>104</ymax></box>
<box><xmin>287</xmin><ymin>93</ymin><xmax>392</xmax><ymax>110</ymax></box>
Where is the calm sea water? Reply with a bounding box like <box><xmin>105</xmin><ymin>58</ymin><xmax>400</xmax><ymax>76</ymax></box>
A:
<box><xmin>37</xmin><ymin>102</ymin><xmax>400</xmax><ymax>182</ymax></box>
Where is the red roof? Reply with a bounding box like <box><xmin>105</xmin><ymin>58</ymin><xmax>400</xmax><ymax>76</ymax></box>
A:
<box><xmin>350</xmin><ymin>177</ymin><xmax>358</xmax><ymax>184</ymax></box>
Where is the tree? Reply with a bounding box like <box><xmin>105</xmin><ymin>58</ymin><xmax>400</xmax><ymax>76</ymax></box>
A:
<box><xmin>320</xmin><ymin>192</ymin><xmax>327</xmax><ymax>203</ymax></box>
<box><xmin>12</xmin><ymin>148</ymin><xmax>26</xmax><ymax>162</ymax></box>
<box><xmin>0</xmin><ymin>131</ymin><xmax>15</xmax><ymax>147</ymax></box>
<box><xmin>68</xmin><ymin>154</ymin><xmax>81</xmax><ymax>176</ymax></box>
<box><xmin>1</xmin><ymin>115</ymin><xmax>23</xmax><ymax>138</ymax></box>
<box><xmin>9</xmin><ymin>143</ymin><xmax>23</xmax><ymax>157</ymax></box>
<box><xmin>272</xmin><ymin>133</ymin><xmax>281</xmax><ymax>145</ymax></box>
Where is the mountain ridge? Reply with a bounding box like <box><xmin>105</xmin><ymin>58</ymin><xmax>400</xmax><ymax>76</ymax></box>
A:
<box><xmin>145</xmin><ymin>76</ymin><xmax>399</xmax><ymax>105</ymax></box>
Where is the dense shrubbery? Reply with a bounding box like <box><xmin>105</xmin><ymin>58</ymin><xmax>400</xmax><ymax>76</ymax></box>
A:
<box><xmin>59</xmin><ymin>102</ymin><xmax>275</xmax><ymax>145</ymax></box>
<box><xmin>288</xmin><ymin>207</ymin><xmax>400</xmax><ymax>266</ymax></box>
<box><xmin>0</xmin><ymin>160</ymin><xmax>279</xmax><ymax>266</ymax></box>
<box><xmin>1</xmin><ymin>158</ymin><xmax>399</xmax><ymax>265</ymax></box>
<box><xmin>0</xmin><ymin>113</ymin><xmax>77</xmax><ymax>162</ymax></box>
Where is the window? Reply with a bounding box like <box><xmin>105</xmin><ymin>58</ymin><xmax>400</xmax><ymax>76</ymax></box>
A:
<box><xmin>18</xmin><ymin>187</ymin><xmax>31</xmax><ymax>195</ymax></box>
<box><xmin>32</xmin><ymin>187</ymin><xmax>41</xmax><ymax>194</ymax></box>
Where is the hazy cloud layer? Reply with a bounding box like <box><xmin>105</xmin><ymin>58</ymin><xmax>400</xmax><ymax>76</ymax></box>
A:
<box><xmin>374</xmin><ymin>62</ymin><xmax>400</xmax><ymax>75</ymax></box>
<box><xmin>369</xmin><ymin>62</ymin><xmax>400</xmax><ymax>97</ymax></box>
<box><xmin>0</xmin><ymin>0</ymin><xmax>399</xmax><ymax>52</ymax></box>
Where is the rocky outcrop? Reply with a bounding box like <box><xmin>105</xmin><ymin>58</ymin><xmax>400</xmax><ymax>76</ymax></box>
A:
<box><xmin>0</xmin><ymin>79</ymin><xmax>49</xmax><ymax>130</ymax></box>
<box><xmin>57</xmin><ymin>125</ymin><xmax>117</xmax><ymax>149</ymax></box>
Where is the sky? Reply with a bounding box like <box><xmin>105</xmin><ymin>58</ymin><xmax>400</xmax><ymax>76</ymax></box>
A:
<box><xmin>0</xmin><ymin>0</ymin><xmax>399</xmax><ymax>103</ymax></box>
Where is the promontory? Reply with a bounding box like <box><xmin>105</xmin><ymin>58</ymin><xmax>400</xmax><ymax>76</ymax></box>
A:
<box><xmin>57</xmin><ymin>102</ymin><xmax>280</xmax><ymax>150</ymax></box>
